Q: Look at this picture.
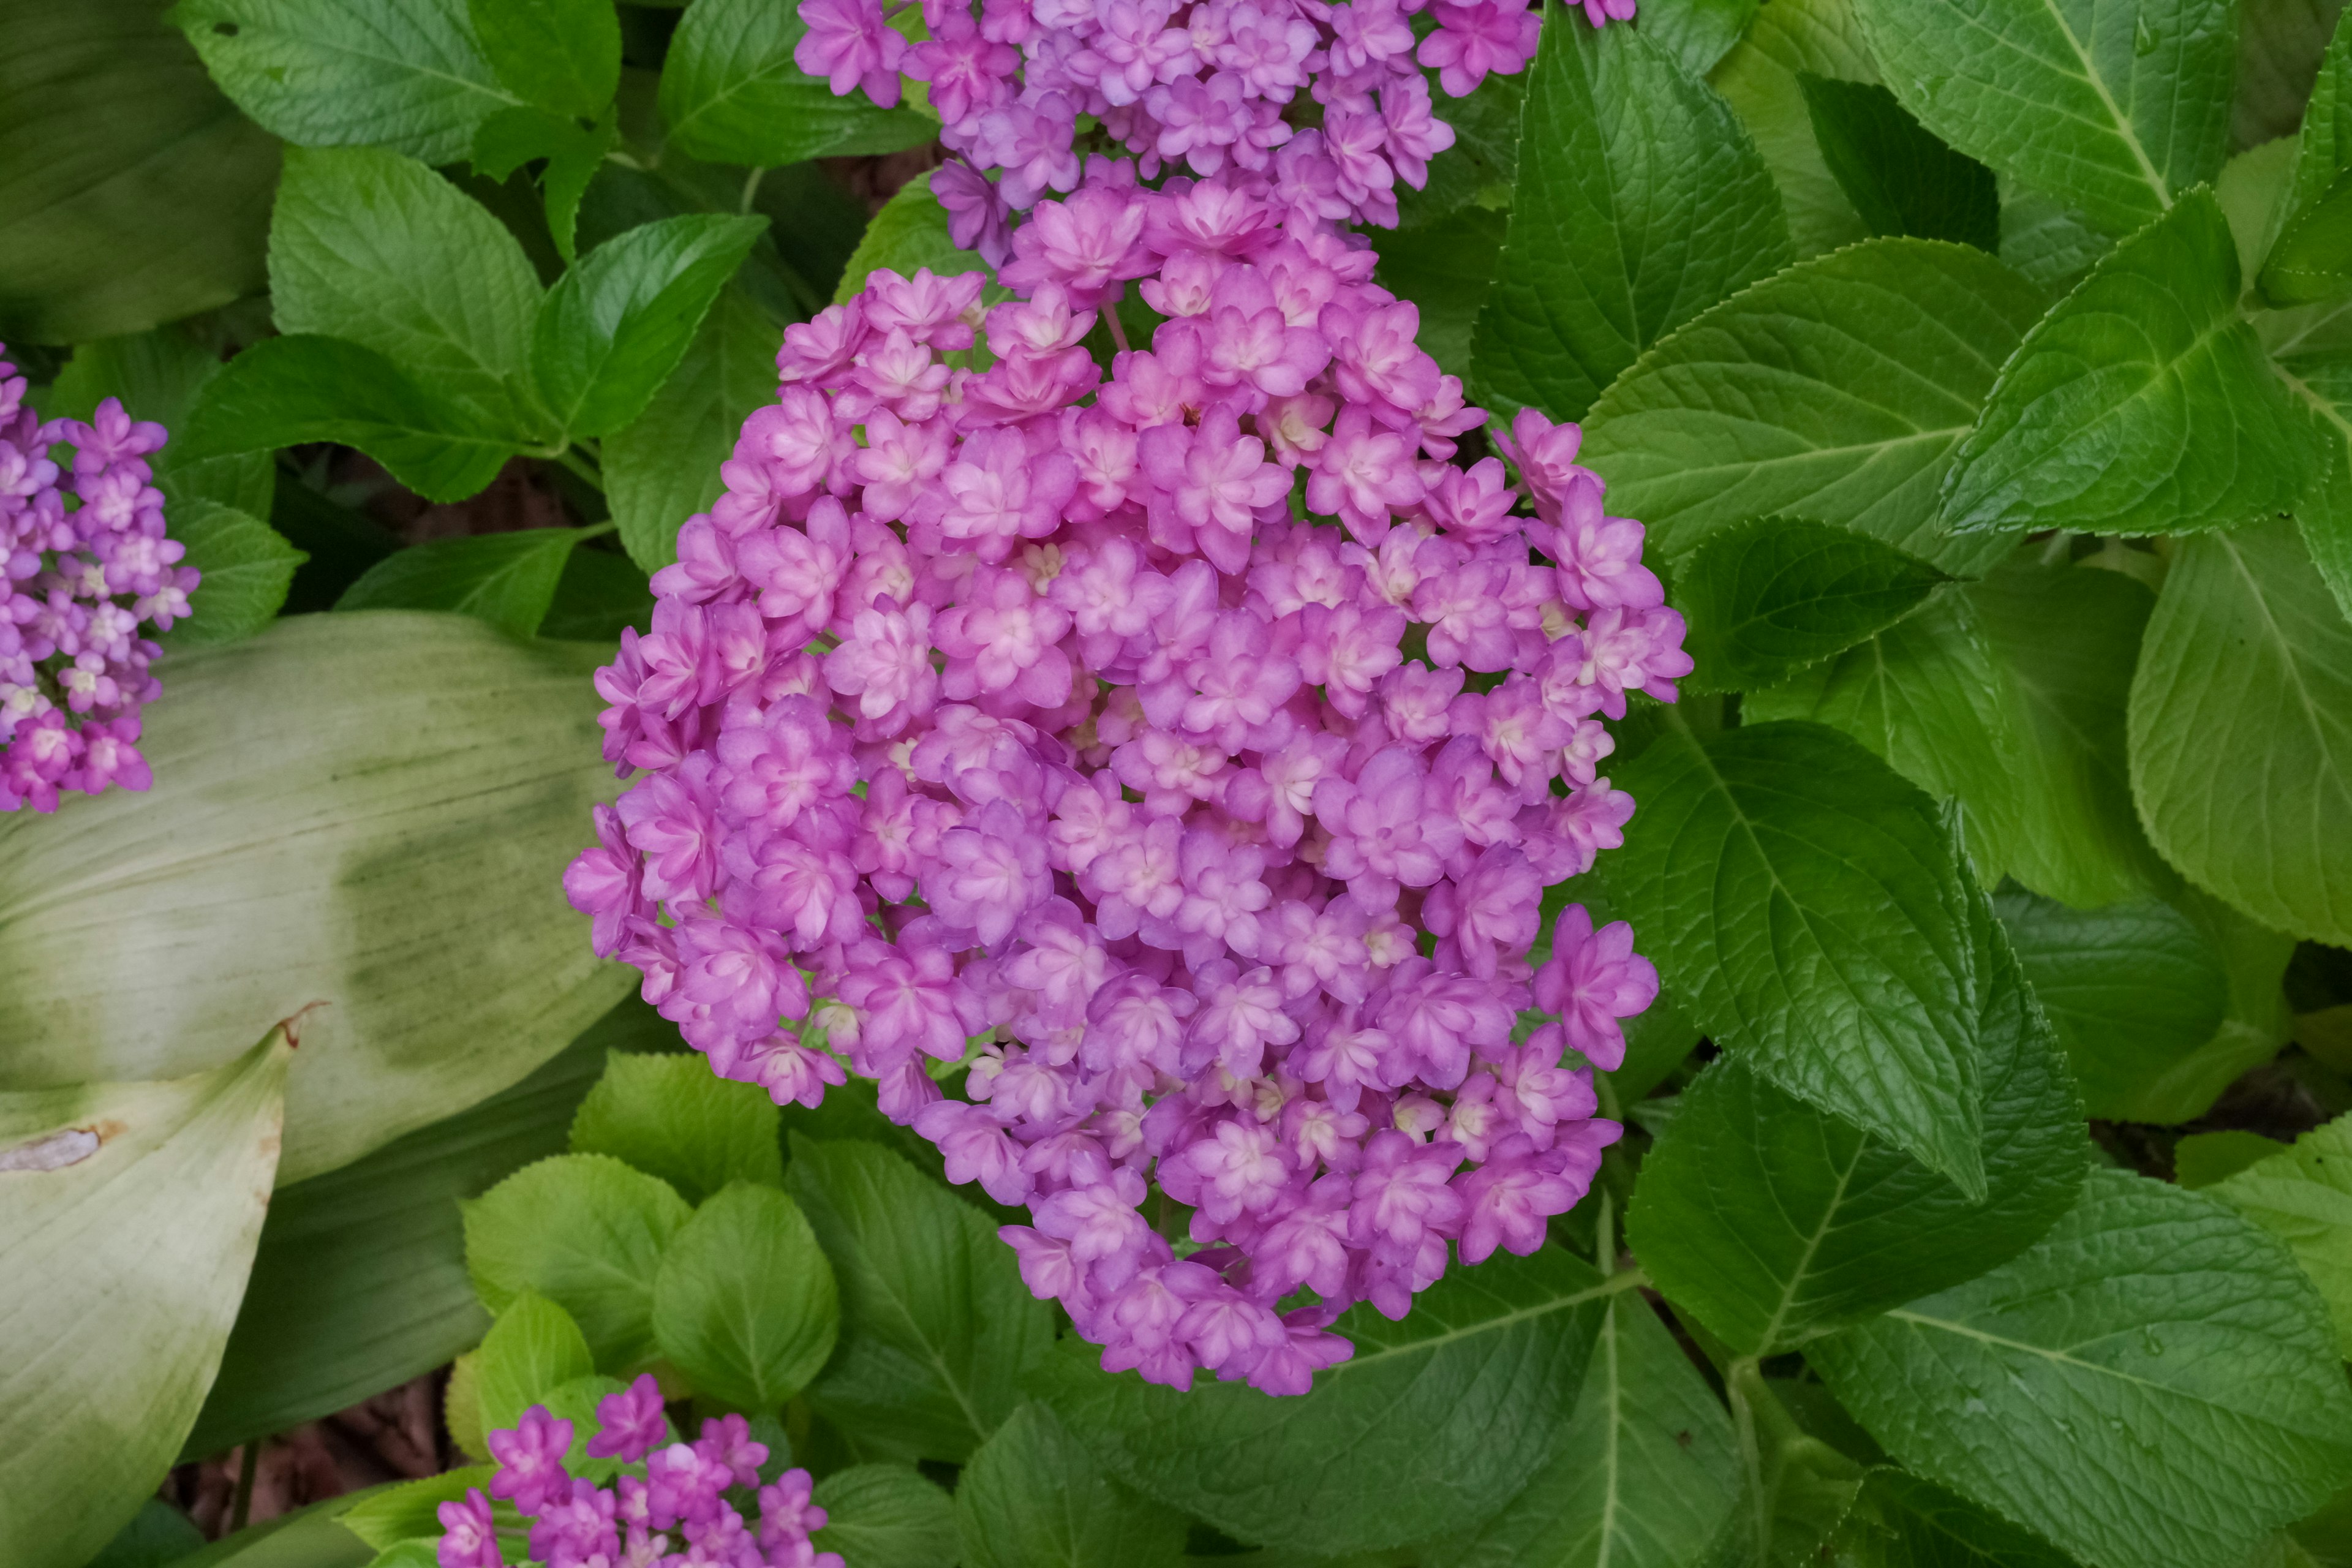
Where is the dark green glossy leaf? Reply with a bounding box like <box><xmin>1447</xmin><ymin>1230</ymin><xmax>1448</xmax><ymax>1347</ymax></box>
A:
<box><xmin>606</xmin><ymin>287</ymin><xmax>779</xmax><ymax>572</ymax></box>
<box><xmin>654</xmin><ymin>1182</ymin><xmax>839</xmax><ymax>1411</ymax></box>
<box><xmin>468</xmin><ymin>0</ymin><xmax>619</xmax><ymax>119</ymax></box>
<box><xmin>461</xmin><ymin>1152</ymin><xmax>693</xmax><ymax>1371</ymax></box>
<box><xmin>540</xmin><ymin>545</ymin><xmax>654</xmax><ymax>643</ymax></box>
<box><xmin>1830</xmin><ymin>1471</ymin><xmax>2078</xmax><ymax>1567</ymax></box>
<box><xmin>812</xmin><ymin>1464</ymin><xmax>960</xmax><ymax>1568</ymax></box>
<box><xmin>1371</xmin><ymin>207</ymin><xmax>1506</xmax><ymax>380</ymax></box>
<box><xmin>335</xmin><ymin>528</ymin><xmax>589</xmax><ymax>638</ymax></box>
<box><xmin>472</xmin><ymin>104</ymin><xmax>619</xmax><ymax>264</ymax></box>
<box><xmin>958</xmin><ymin>1404</ymin><xmax>1189</xmax><ymax>1568</ymax></box>
<box><xmin>1675</xmin><ymin>515</ymin><xmax>1947</xmax><ymax>693</ymax></box>
<box><xmin>1797</xmin><ymin>74</ymin><xmax>1999</xmax><ymax>251</ymax></box>
<box><xmin>45</xmin><ymin>323</ymin><xmax>273</xmax><ymax>518</ymax></box>
<box><xmin>1997</xmin><ymin>182</ymin><xmax>2114</xmax><ymax>295</ymax></box>
<box><xmin>156</xmin><ymin>502</ymin><xmax>305</xmax><ymax>654</ymax></box>
<box><xmin>657</xmin><ymin>0</ymin><xmax>938</xmax><ymax>167</ymax></box>
<box><xmin>2266</xmin><ymin>170</ymin><xmax>2352</xmax><ymax>304</ymax></box>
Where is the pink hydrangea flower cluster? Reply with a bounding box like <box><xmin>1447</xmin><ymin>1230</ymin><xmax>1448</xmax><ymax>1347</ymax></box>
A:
<box><xmin>564</xmin><ymin>172</ymin><xmax>1685</xmax><ymax>1395</ymax></box>
<box><xmin>794</xmin><ymin>0</ymin><xmax>1633</xmax><ymax>258</ymax></box>
<box><xmin>0</xmin><ymin>348</ymin><xmax>195</xmax><ymax>813</ymax></box>
<box><xmin>436</xmin><ymin>1377</ymin><xmax>840</xmax><ymax>1568</ymax></box>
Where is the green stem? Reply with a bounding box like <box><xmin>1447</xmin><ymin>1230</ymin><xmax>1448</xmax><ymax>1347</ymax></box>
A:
<box><xmin>230</xmin><ymin>1441</ymin><xmax>260</xmax><ymax>1532</ymax></box>
<box><xmin>1593</xmin><ymin>1186</ymin><xmax>1616</xmax><ymax>1274</ymax></box>
<box><xmin>554</xmin><ymin>445</ymin><xmax>606</xmax><ymax>493</ymax></box>
<box><xmin>1728</xmin><ymin>1357</ymin><xmax>1768</xmax><ymax>1559</ymax></box>
<box><xmin>741</xmin><ymin>166</ymin><xmax>769</xmax><ymax>214</ymax></box>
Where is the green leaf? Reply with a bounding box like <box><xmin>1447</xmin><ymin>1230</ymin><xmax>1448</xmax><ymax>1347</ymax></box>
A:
<box><xmin>2265</xmin><ymin>10</ymin><xmax>2352</xmax><ymax>283</ymax></box>
<box><xmin>1628</xmin><ymin>886</ymin><xmax>2086</xmax><ymax>1354</ymax></box>
<box><xmin>1703</xmin><ymin>1362</ymin><xmax>1869</xmax><ymax>1568</ymax></box>
<box><xmin>813</xmin><ymin>1465</ymin><xmax>960</xmax><ymax>1568</ymax></box>
<box><xmin>1830</xmin><ymin>1471</ymin><xmax>2079</xmax><ymax>1568</ymax></box>
<box><xmin>2276</xmin><ymin>349</ymin><xmax>2352</xmax><ymax>622</ymax></box>
<box><xmin>335</xmin><ymin>528</ymin><xmax>589</xmax><ymax>638</ymax></box>
<box><xmin>1942</xmin><ymin>189</ymin><xmax>2320</xmax><ymax>542</ymax></box>
<box><xmin>835</xmin><ymin>171</ymin><xmax>997</xmax><ymax>305</ymax></box>
<box><xmin>181</xmin><ymin>335</ymin><xmax>517</xmax><ymax>503</ymax></box>
<box><xmin>1675</xmin><ymin>516</ymin><xmax>1948</xmax><ymax>693</ymax></box>
<box><xmin>157</xmin><ymin>501</ymin><xmax>306</xmax><ymax>654</ymax></box>
<box><xmin>1708</xmin><ymin>0</ymin><xmax>1877</xmax><ymax>258</ymax></box>
<box><xmin>0</xmin><ymin>614</ymin><xmax>631</xmax><ymax>1185</ymax></box>
<box><xmin>2128</xmin><ymin>520</ymin><xmax>2352</xmax><ymax>946</ymax></box>
<box><xmin>1998</xmin><ymin>181</ymin><xmax>2116</xmax><ymax>295</ymax></box>
<box><xmin>181</xmin><ymin>1004</ymin><xmax>656</xmax><ymax>1461</ymax></box>
<box><xmin>2234</xmin><ymin>0</ymin><xmax>2352</xmax><ymax>150</ymax></box>
<box><xmin>570</xmin><ymin>1049</ymin><xmax>782</xmax><ymax>1202</ymax></box>
<box><xmin>1039</xmin><ymin>1248</ymin><xmax>1624</xmax><ymax>1557</ymax></box>
<box><xmin>1852</xmin><ymin>0</ymin><xmax>2235</xmax><ymax>237</ymax></box>
<box><xmin>533</xmin><ymin>214</ymin><xmax>767</xmax><ymax>440</ymax></box>
<box><xmin>783</xmin><ymin>1137</ymin><xmax>1054</xmax><ymax>1461</ymax></box>
<box><xmin>2176</xmin><ymin>1129</ymin><xmax>2291</xmax><ymax>1188</ymax></box>
<box><xmin>270</xmin><ymin>146</ymin><xmax>549</xmax><ymax>442</ymax></box>
<box><xmin>657</xmin><ymin>0</ymin><xmax>938</xmax><ymax>167</ymax></box>
<box><xmin>654</xmin><ymin>1182</ymin><xmax>839</xmax><ymax>1411</ymax></box>
<box><xmin>45</xmin><ymin>324</ymin><xmax>274</xmax><ymax>517</ymax></box>
<box><xmin>472</xmin><ymin>104</ymin><xmax>619</xmax><ymax>265</ymax></box>
<box><xmin>86</xmin><ymin>1499</ymin><xmax>204</xmax><ymax>1568</ymax></box>
<box><xmin>1371</xmin><ymin>207</ymin><xmax>1507</xmax><ymax>380</ymax></box>
<box><xmin>2211</xmin><ymin>1115</ymin><xmax>2352</xmax><ymax>1356</ymax></box>
<box><xmin>1814</xmin><ymin>1169</ymin><xmax>2352</xmax><ymax>1568</ymax></box>
<box><xmin>2267</xmin><ymin>171</ymin><xmax>2352</xmax><ymax>305</ymax></box>
<box><xmin>1453</xmin><ymin>1288</ymin><xmax>1741</xmax><ymax>1568</ymax></box>
<box><xmin>462</xmin><ymin>1151</ymin><xmax>692</xmax><ymax>1371</ymax></box>
<box><xmin>473</xmin><ymin>1291</ymin><xmax>596</xmax><ymax>1434</ymax></box>
<box><xmin>0</xmin><ymin>1028</ymin><xmax>293</xmax><ymax>1568</ymax></box>
<box><xmin>166</xmin><ymin>1496</ymin><xmax>383</xmax><ymax>1568</ymax></box>
<box><xmin>1597</xmin><ymin>720</ymin><xmax>1986</xmax><ymax>1196</ymax></box>
<box><xmin>337</xmin><ymin>1466</ymin><xmax>500</xmax><ymax>1550</ymax></box>
<box><xmin>1580</xmin><ymin>238</ymin><xmax>2049</xmax><ymax>576</ymax></box>
<box><xmin>467</xmin><ymin>0</ymin><xmax>618</xmax><ymax>118</ymax></box>
<box><xmin>1469</xmin><ymin>16</ymin><xmax>1790</xmax><ymax>423</ymax></box>
<box><xmin>0</xmin><ymin>0</ymin><xmax>278</xmax><ymax>344</ymax></box>
<box><xmin>168</xmin><ymin>0</ymin><xmax>516</xmax><ymax>165</ymax></box>
<box><xmin>958</xmin><ymin>1404</ymin><xmax>1190</xmax><ymax>1568</ymax></box>
<box><xmin>606</xmin><ymin>286</ymin><xmax>780</xmax><ymax>573</ymax></box>
<box><xmin>1634</xmin><ymin>0</ymin><xmax>1763</xmax><ymax>77</ymax></box>
<box><xmin>1797</xmin><ymin>74</ymin><xmax>2000</xmax><ymax>251</ymax></box>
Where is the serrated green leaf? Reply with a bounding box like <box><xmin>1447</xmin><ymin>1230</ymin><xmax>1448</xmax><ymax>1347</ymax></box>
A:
<box><xmin>0</xmin><ymin>614</ymin><xmax>631</xmax><ymax>1185</ymax></box>
<box><xmin>1675</xmin><ymin>516</ymin><xmax>1948</xmax><ymax>693</ymax></box>
<box><xmin>156</xmin><ymin>500</ymin><xmax>306</xmax><ymax>653</ymax></box>
<box><xmin>653</xmin><ymin>1182</ymin><xmax>838</xmax><ymax>1411</ymax></box>
<box><xmin>168</xmin><ymin>0</ymin><xmax>516</xmax><ymax>165</ymax></box>
<box><xmin>462</xmin><ymin>1152</ymin><xmax>692</xmax><ymax>1371</ymax></box>
<box><xmin>1814</xmin><ymin>1169</ymin><xmax>2352</xmax><ymax>1568</ymax></box>
<box><xmin>269</xmin><ymin>146</ymin><xmax>549</xmax><ymax>442</ymax></box>
<box><xmin>606</xmin><ymin>286</ymin><xmax>780</xmax><ymax>573</ymax></box>
<box><xmin>473</xmin><ymin>1292</ymin><xmax>595</xmax><ymax>1435</ymax></box>
<box><xmin>1039</xmin><ymin>1248</ymin><xmax>1625</xmax><ymax>1557</ymax></box>
<box><xmin>812</xmin><ymin>1464</ymin><xmax>960</xmax><ymax>1568</ymax></box>
<box><xmin>1998</xmin><ymin>181</ymin><xmax>2116</xmax><ymax>295</ymax></box>
<box><xmin>47</xmin><ymin>325</ymin><xmax>273</xmax><ymax>517</ymax></box>
<box><xmin>533</xmin><ymin>214</ymin><xmax>767</xmax><ymax>440</ymax></box>
<box><xmin>1943</xmin><ymin>189</ymin><xmax>2320</xmax><ymax>541</ymax></box>
<box><xmin>182</xmin><ymin>335</ymin><xmax>516</xmax><ymax>503</ymax></box>
<box><xmin>2235</xmin><ymin>0</ymin><xmax>2352</xmax><ymax>150</ymax></box>
<box><xmin>0</xmin><ymin>1028</ymin><xmax>292</xmax><ymax>1568</ymax></box>
<box><xmin>1853</xmin><ymin>0</ymin><xmax>2235</xmax><ymax>237</ymax></box>
<box><xmin>2211</xmin><ymin>1115</ymin><xmax>2352</xmax><ymax>1355</ymax></box>
<box><xmin>335</xmin><ymin>527</ymin><xmax>589</xmax><ymax>638</ymax></box>
<box><xmin>2177</xmin><ymin>1129</ymin><xmax>2291</xmax><ymax>1188</ymax></box>
<box><xmin>1635</xmin><ymin>0</ymin><xmax>1762</xmax><ymax>77</ymax></box>
<box><xmin>1597</xmin><ymin>720</ymin><xmax>1986</xmax><ymax>1196</ymax></box>
<box><xmin>657</xmin><ymin>0</ymin><xmax>938</xmax><ymax>167</ymax></box>
<box><xmin>1455</xmin><ymin>1288</ymin><xmax>1740</xmax><ymax>1568</ymax></box>
<box><xmin>1798</xmin><ymin>74</ymin><xmax>1999</xmax><ymax>251</ymax></box>
<box><xmin>1471</xmin><ymin>15</ymin><xmax>1790</xmax><ymax>423</ymax></box>
<box><xmin>467</xmin><ymin>0</ymin><xmax>618</xmax><ymax>119</ymax></box>
<box><xmin>1702</xmin><ymin>1362</ymin><xmax>1868</xmax><ymax>1568</ymax></box>
<box><xmin>1629</xmin><ymin>886</ymin><xmax>2086</xmax><ymax>1354</ymax></box>
<box><xmin>957</xmin><ymin>1404</ymin><xmax>1189</xmax><ymax>1568</ymax></box>
<box><xmin>2128</xmin><ymin>520</ymin><xmax>2352</xmax><ymax>946</ymax></box>
<box><xmin>570</xmin><ymin>1050</ymin><xmax>781</xmax><ymax>1202</ymax></box>
<box><xmin>1830</xmin><ymin>1471</ymin><xmax>2079</xmax><ymax>1567</ymax></box>
<box><xmin>835</xmin><ymin>171</ymin><xmax>997</xmax><ymax>305</ymax></box>
<box><xmin>1580</xmin><ymin>238</ymin><xmax>2048</xmax><ymax>576</ymax></box>
<box><xmin>337</xmin><ymin>1466</ymin><xmax>499</xmax><ymax>1550</ymax></box>
<box><xmin>1708</xmin><ymin>0</ymin><xmax>1877</xmax><ymax>257</ymax></box>
<box><xmin>2276</xmin><ymin>350</ymin><xmax>2352</xmax><ymax>621</ymax></box>
<box><xmin>2265</xmin><ymin>8</ymin><xmax>2352</xmax><ymax>288</ymax></box>
<box><xmin>784</xmin><ymin>1137</ymin><xmax>1054</xmax><ymax>1461</ymax></box>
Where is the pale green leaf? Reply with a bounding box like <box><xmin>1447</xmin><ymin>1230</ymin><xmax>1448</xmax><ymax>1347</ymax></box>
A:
<box><xmin>1707</xmin><ymin>0</ymin><xmax>1876</xmax><ymax>257</ymax></box>
<box><xmin>835</xmin><ymin>171</ymin><xmax>997</xmax><ymax>305</ymax></box>
<box><xmin>570</xmin><ymin>1049</ymin><xmax>781</xmax><ymax>1203</ymax></box>
<box><xmin>473</xmin><ymin>1292</ymin><xmax>595</xmax><ymax>1435</ymax></box>
<box><xmin>157</xmin><ymin>501</ymin><xmax>306</xmax><ymax>654</ymax></box>
<box><xmin>462</xmin><ymin>1152</ymin><xmax>692</xmax><ymax>1371</ymax></box>
<box><xmin>654</xmin><ymin>1182</ymin><xmax>839</xmax><ymax>1411</ymax></box>
<box><xmin>2211</xmin><ymin>1115</ymin><xmax>2352</xmax><ymax>1356</ymax></box>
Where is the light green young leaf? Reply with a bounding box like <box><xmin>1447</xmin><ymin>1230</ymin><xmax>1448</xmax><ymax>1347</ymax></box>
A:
<box><xmin>0</xmin><ymin>1028</ymin><xmax>293</xmax><ymax>1568</ymax></box>
<box><xmin>1852</xmin><ymin>0</ymin><xmax>2235</xmax><ymax>237</ymax></box>
<box><xmin>2211</xmin><ymin>1115</ymin><xmax>2352</xmax><ymax>1355</ymax></box>
<box><xmin>181</xmin><ymin>335</ymin><xmax>517</xmax><ymax>503</ymax></box>
<box><xmin>1675</xmin><ymin>516</ymin><xmax>1948</xmax><ymax>693</ymax></box>
<box><xmin>168</xmin><ymin>0</ymin><xmax>516</xmax><ymax>165</ymax></box>
<box><xmin>462</xmin><ymin>1152</ymin><xmax>692</xmax><ymax>1371</ymax></box>
<box><xmin>1707</xmin><ymin>0</ymin><xmax>1877</xmax><ymax>257</ymax></box>
<box><xmin>157</xmin><ymin>501</ymin><xmax>306</xmax><ymax>654</ymax></box>
<box><xmin>835</xmin><ymin>171</ymin><xmax>997</xmax><ymax>304</ymax></box>
<box><xmin>46</xmin><ymin>326</ymin><xmax>273</xmax><ymax>518</ymax></box>
<box><xmin>784</xmin><ymin>1137</ymin><xmax>1054</xmax><ymax>1462</ymax></box>
<box><xmin>270</xmin><ymin>146</ymin><xmax>549</xmax><ymax>442</ymax></box>
<box><xmin>2176</xmin><ymin>1129</ymin><xmax>2291</xmax><ymax>1188</ymax></box>
<box><xmin>654</xmin><ymin>1182</ymin><xmax>839</xmax><ymax>1412</ymax></box>
<box><xmin>1579</xmin><ymin>239</ymin><xmax>2048</xmax><ymax>576</ymax></box>
<box><xmin>1470</xmin><ymin>15</ymin><xmax>1790</xmax><ymax>423</ymax></box>
<box><xmin>1454</xmin><ymin>1288</ymin><xmax>1740</xmax><ymax>1568</ymax></box>
<box><xmin>606</xmin><ymin>287</ymin><xmax>780</xmax><ymax>573</ymax></box>
<box><xmin>467</xmin><ymin>0</ymin><xmax>619</xmax><ymax>119</ymax></box>
<box><xmin>1814</xmin><ymin>1170</ymin><xmax>2352</xmax><ymax>1568</ymax></box>
<box><xmin>473</xmin><ymin>1291</ymin><xmax>595</xmax><ymax>1435</ymax></box>
<box><xmin>335</xmin><ymin>528</ymin><xmax>589</xmax><ymax>638</ymax></box>
<box><xmin>533</xmin><ymin>214</ymin><xmax>767</xmax><ymax>440</ymax></box>
<box><xmin>657</xmin><ymin>0</ymin><xmax>938</xmax><ymax>167</ymax></box>
<box><xmin>2128</xmin><ymin>520</ymin><xmax>2352</xmax><ymax>946</ymax></box>
<box><xmin>0</xmin><ymin>614</ymin><xmax>632</xmax><ymax>1185</ymax></box>
<box><xmin>813</xmin><ymin>1465</ymin><xmax>960</xmax><ymax>1568</ymax></box>
<box><xmin>570</xmin><ymin>1050</ymin><xmax>782</xmax><ymax>1203</ymax></box>
<box><xmin>959</xmin><ymin>1404</ymin><xmax>1189</xmax><ymax>1568</ymax></box>
<box><xmin>1039</xmin><ymin>1248</ymin><xmax>1624</xmax><ymax>1557</ymax></box>
<box><xmin>1942</xmin><ymin>189</ymin><xmax>2320</xmax><ymax>541</ymax></box>
<box><xmin>1596</xmin><ymin>720</ymin><xmax>1986</xmax><ymax>1197</ymax></box>
<box><xmin>337</xmin><ymin>1466</ymin><xmax>498</xmax><ymax>1550</ymax></box>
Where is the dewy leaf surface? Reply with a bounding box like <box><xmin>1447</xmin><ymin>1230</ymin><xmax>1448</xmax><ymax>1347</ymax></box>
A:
<box><xmin>2211</xmin><ymin>1114</ymin><xmax>2352</xmax><ymax>1355</ymax></box>
<box><xmin>1598</xmin><ymin>720</ymin><xmax>1986</xmax><ymax>1196</ymax></box>
<box><xmin>1813</xmin><ymin>1169</ymin><xmax>2352</xmax><ymax>1568</ymax></box>
<box><xmin>0</xmin><ymin>1030</ymin><xmax>293</xmax><ymax>1568</ymax></box>
<box><xmin>2128</xmin><ymin>520</ymin><xmax>2352</xmax><ymax>946</ymax></box>
<box><xmin>1580</xmin><ymin>239</ymin><xmax>2048</xmax><ymax>576</ymax></box>
<box><xmin>1942</xmin><ymin>189</ymin><xmax>2320</xmax><ymax>541</ymax></box>
<box><xmin>1853</xmin><ymin>0</ymin><xmax>2236</xmax><ymax>236</ymax></box>
<box><xmin>1470</xmin><ymin>15</ymin><xmax>1790</xmax><ymax>423</ymax></box>
<box><xmin>1675</xmin><ymin>516</ymin><xmax>1948</xmax><ymax>693</ymax></box>
<box><xmin>1629</xmin><ymin>886</ymin><xmax>2085</xmax><ymax>1354</ymax></box>
<box><xmin>1041</xmin><ymin>1246</ymin><xmax>1624</xmax><ymax>1557</ymax></box>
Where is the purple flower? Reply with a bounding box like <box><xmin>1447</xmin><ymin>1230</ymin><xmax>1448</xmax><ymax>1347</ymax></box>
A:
<box><xmin>1533</xmin><ymin>905</ymin><xmax>1659</xmax><ymax>1071</ymax></box>
<box><xmin>587</xmin><ymin>1373</ymin><xmax>668</xmax><ymax>1462</ymax></box>
<box><xmin>486</xmin><ymin>1405</ymin><xmax>573</xmax><ymax>1515</ymax></box>
<box><xmin>435</xmin><ymin>1489</ymin><xmax>502</xmax><ymax>1568</ymax></box>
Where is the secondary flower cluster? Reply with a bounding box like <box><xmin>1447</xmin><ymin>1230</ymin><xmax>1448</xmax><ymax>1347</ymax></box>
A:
<box><xmin>436</xmin><ymin>1378</ymin><xmax>839</xmax><ymax>1568</ymax></box>
<box><xmin>796</xmin><ymin>0</ymin><xmax>1634</xmax><ymax>257</ymax></box>
<box><xmin>0</xmin><ymin>349</ymin><xmax>195</xmax><ymax>812</ymax></box>
<box><xmin>565</xmin><ymin>172</ymin><xmax>1684</xmax><ymax>1394</ymax></box>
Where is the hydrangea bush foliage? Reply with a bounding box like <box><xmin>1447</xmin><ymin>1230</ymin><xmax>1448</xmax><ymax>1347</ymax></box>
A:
<box><xmin>4</xmin><ymin>0</ymin><xmax>2352</xmax><ymax>1567</ymax></box>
